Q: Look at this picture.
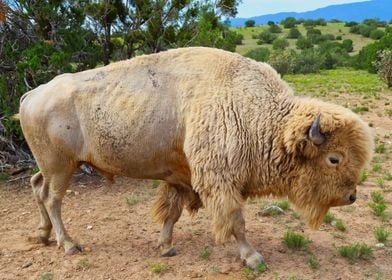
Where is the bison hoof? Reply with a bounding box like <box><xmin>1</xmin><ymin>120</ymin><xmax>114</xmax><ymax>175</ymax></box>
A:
<box><xmin>244</xmin><ymin>252</ymin><xmax>266</xmax><ymax>270</ymax></box>
<box><xmin>27</xmin><ymin>235</ymin><xmax>50</xmax><ymax>245</ymax></box>
<box><xmin>161</xmin><ymin>246</ymin><xmax>176</xmax><ymax>257</ymax></box>
<box><xmin>65</xmin><ymin>244</ymin><xmax>83</xmax><ymax>255</ymax></box>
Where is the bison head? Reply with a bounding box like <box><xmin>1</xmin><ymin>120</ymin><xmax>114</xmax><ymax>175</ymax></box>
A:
<box><xmin>283</xmin><ymin>100</ymin><xmax>373</xmax><ymax>229</ymax></box>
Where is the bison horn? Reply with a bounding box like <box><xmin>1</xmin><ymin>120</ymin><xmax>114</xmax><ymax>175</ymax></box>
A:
<box><xmin>308</xmin><ymin>113</ymin><xmax>326</xmax><ymax>145</ymax></box>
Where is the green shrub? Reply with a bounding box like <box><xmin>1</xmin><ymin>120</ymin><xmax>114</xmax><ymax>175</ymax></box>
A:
<box><xmin>370</xmin><ymin>29</ymin><xmax>385</xmax><ymax>40</ymax></box>
<box><xmin>269</xmin><ymin>24</ymin><xmax>282</xmax><ymax>33</ymax></box>
<box><xmin>342</xmin><ymin>39</ymin><xmax>354</xmax><ymax>52</ymax></box>
<box><xmin>272</xmin><ymin>38</ymin><xmax>289</xmax><ymax>50</ymax></box>
<box><xmin>293</xmin><ymin>49</ymin><xmax>324</xmax><ymax>74</ymax></box>
<box><xmin>244</xmin><ymin>47</ymin><xmax>270</xmax><ymax>62</ymax></box>
<box><xmin>268</xmin><ymin>50</ymin><xmax>296</xmax><ymax>76</ymax></box>
<box><xmin>296</xmin><ymin>36</ymin><xmax>313</xmax><ymax>49</ymax></box>
<box><xmin>373</xmin><ymin>49</ymin><xmax>392</xmax><ymax>87</ymax></box>
<box><xmin>287</xmin><ymin>27</ymin><xmax>301</xmax><ymax>39</ymax></box>
<box><xmin>258</xmin><ymin>30</ymin><xmax>277</xmax><ymax>44</ymax></box>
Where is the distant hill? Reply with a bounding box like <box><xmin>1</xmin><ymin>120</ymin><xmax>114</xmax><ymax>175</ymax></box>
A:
<box><xmin>230</xmin><ymin>0</ymin><xmax>392</xmax><ymax>27</ymax></box>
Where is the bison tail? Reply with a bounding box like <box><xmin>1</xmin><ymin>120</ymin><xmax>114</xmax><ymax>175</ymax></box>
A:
<box><xmin>11</xmin><ymin>113</ymin><xmax>21</xmax><ymax>121</ymax></box>
<box><xmin>152</xmin><ymin>183</ymin><xmax>184</xmax><ymax>224</ymax></box>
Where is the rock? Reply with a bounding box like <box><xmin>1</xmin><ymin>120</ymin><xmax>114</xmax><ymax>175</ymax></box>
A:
<box><xmin>258</xmin><ymin>205</ymin><xmax>284</xmax><ymax>216</ymax></box>
<box><xmin>375</xmin><ymin>243</ymin><xmax>385</xmax><ymax>248</ymax></box>
<box><xmin>86</xmin><ymin>225</ymin><xmax>93</xmax><ymax>230</ymax></box>
<box><xmin>331</xmin><ymin>220</ymin><xmax>337</xmax><ymax>226</ymax></box>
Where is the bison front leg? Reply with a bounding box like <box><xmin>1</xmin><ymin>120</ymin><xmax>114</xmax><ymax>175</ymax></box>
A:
<box><xmin>232</xmin><ymin>209</ymin><xmax>265</xmax><ymax>269</ymax></box>
<box><xmin>201</xmin><ymin>189</ymin><xmax>265</xmax><ymax>269</ymax></box>
<box><xmin>152</xmin><ymin>183</ymin><xmax>184</xmax><ymax>257</ymax></box>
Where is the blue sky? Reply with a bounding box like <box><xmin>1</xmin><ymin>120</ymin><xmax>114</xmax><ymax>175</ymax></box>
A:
<box><xmin>236</xmin><ymin>0</ymin><xmax>370</xmax><ymax>18</ymax></box>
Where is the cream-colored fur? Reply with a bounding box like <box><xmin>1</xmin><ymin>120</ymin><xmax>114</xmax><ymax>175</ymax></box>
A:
<box><xmin>19</xmin><ymin>47</ymin><xmax>373</xmax><ymax>267</ymax></box>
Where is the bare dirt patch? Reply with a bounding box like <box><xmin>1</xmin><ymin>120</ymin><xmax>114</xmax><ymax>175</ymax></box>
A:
<box><xmin>0</xmin><ymin>170</ymin><xmax>391</xmax><ymax>280</ymax></box>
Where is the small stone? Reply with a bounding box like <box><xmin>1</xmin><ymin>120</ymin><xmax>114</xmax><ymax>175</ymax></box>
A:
<box><xmin>188</xmin><ymin>271</ymin><xmax>203</xmax><ymax>278</ymax></box>
<box><xmin>21</xmin><ymin>261</ymin><xmax>32</xmax><ymax>268</ymax></box>
<box><xmin>87</xmin><ymin>225</ymin><xmax>93</xmax><ymax>230</ymax></box>
<box><xmin>220</xmin><ymin>264</ymin><xmax>233</xmax><ymax>274</ymax></box>
<box><xmin>258</xmin><ymin>205</ymin><xmax>284</xmax><ymax>216</ymax></box>
<box><xmin>375</xmin><ymin>243</ymin><xmax>385</xmax><ymax>248</ymax></box>
<box><xmin>331</xmin><ymin>220</ymin><xmax>337</xmax><ymax>226</ymax></box>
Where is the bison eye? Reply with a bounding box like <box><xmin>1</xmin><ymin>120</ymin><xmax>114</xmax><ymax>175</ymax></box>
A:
<box><xmin>326</xmin><ymin>153</ymin><xmax>342</xmax><ymax>167</ymax></box>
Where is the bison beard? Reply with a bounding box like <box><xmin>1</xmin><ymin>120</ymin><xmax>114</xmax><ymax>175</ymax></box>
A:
<box><xmin>18</xmin><ymin>47</ymin><xmax>373</xmax><ymax>269</ymax></box>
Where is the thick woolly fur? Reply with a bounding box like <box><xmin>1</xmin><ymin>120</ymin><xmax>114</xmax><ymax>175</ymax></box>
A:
<box><xmin>19</xmin><ymin>47</ymin><xmax>373</xmax><ymax>247</ymax></box>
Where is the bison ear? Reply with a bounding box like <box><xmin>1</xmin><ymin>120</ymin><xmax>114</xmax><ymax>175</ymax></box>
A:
<box><xmin>283</xmin><ymin>113</ymin><xmax>325</xmax><ymax>159</ymax></box>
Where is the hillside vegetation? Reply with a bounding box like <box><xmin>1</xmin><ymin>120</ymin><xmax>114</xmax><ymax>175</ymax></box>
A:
<box><xmin>235</xmin><ymin>22</ymin><xmax>375</xmax><ymax>55</ymax></box>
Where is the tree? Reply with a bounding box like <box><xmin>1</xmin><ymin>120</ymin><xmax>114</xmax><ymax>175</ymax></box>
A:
<box><xmin>373</xmin><ymin>49</ymin><xmax>392</xmax><ymax>87</ymax></box>
<box><xmin>245</xmin><ymin>19</ymin><xmax>255</xmax><ymax>27</ymax></box>
<box><xmin>281</xmin><ymin>17</ymin><xmax>296</xmax><ymax>28</ymax></box>
<box><xmin>268</xmin><ymin>23</ymin><xmax>282</xmax><ymax>33</ymax></box>
<box><xmin>86</xmin><ymin>0</ymin><xmax>127</xmax><ymax>65</ymax></box>
<box><xmin>342</xmin><ymin>39</ymin><xmax>353</xmax><ymax>52</ymax></box>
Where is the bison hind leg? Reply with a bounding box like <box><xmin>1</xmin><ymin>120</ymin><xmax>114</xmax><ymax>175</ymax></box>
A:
<box><xmin>29</xmin><ymin>172</ymin><xmax>52</xmax><ymax>245</ymax></box>
<box><xmin>152</xmin><ymin>182</ymin><xmax>197</xmax><ymax>257</ymax></box>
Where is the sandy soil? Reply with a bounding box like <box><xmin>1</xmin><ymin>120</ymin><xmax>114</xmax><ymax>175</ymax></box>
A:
<box><xmin>0</xmin><ymin>93</ymin><xmax>391</xmax><ymax>280</ymax></box>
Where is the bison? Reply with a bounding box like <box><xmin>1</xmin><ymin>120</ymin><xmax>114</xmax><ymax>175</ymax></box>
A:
<box><xmin>19</xmin><ymin>47</ymin><xmax>373</xmax><ymax>269</ymax></box>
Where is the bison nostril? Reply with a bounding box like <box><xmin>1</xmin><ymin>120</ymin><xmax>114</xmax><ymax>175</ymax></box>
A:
<box><xmin>349</xmin><ymin>194</ymin><xmax>356</xmax><ymax>203</ymax></box>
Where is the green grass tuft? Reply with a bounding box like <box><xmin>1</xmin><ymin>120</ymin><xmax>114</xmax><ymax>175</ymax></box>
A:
<box><xmin>200</xmin><ymin>246</ymin><xmax>211</xmax><ymax>260</ymax></box>
<box><xmin>374</xmin><ymin>226</ymin><xmax>390</xmax><ymax>242</ymax></box>
<box><xmin>275</xmin><ymin>200</ymin><xmax>290</xmax><ymax>210</ymax></box>
<box><xmin>150</xmin><ymin>262</ymin><xmax>170</xmax><ymax>274</ymax></box>
<box><xmin>359</xmin><ymin>170</ymin><xmax>368</xmax><ymax>183</ymax></box>
<box><xmin>371</xmin><ymin>191</ymin><xmax>385</xmax><ymax>203</ymax></box>
<box><xmin>375</xmin><ymin>143</ymin><xmax>386</xmax><ymax>153</ymax></box>
<box><xmin>242</xmin><ymin>263</ymin><xmax>267</xmax><ymax>280</ymax></box>
<box><xmin>323</xmin><ymin>212</ymin><xmax>335</xmax><ymax>224</ymax></box>
<box><xmin>335</xmin><ymin>220</ymin><xmax>346</xmax><ymax>232</ymax></box>
<box><xmin>0</xmin><ymin>172</ymin><xmax>9</xmax><ymax>180</ymax></box>
<box><xmin>40</xmin><ymin>272</ymin><xmax>54</xmax><ymax>280</ymax></box>
<box><xmin>283</xmin><ymin>231</ymin><xmax>310</xmax><ymax>250</ymax></box>
<box><xmin>368</xmin><ymin>202</ymin><xmax>387</xmax><ymax>217</ymax></box>
<box><xmin>336</xmin><ymin>243</ymin><xmax>373</xmax><ymax>263</ymax></box>
<box><xmin>372</xmin><ymin>164</ymin><xmax>382</xmax><ymax>173</ymax></box>
<box><xmin>307</xmin><ymin>255</ymin><xmax>320</xmax><ymax>270</ymax></box>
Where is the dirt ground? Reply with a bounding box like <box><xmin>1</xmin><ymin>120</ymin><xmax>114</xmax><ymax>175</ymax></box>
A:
<box><xmin>1</xmin><ymin>95</ymin><xmax>392</xmax><ymax>280</ymax></box>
